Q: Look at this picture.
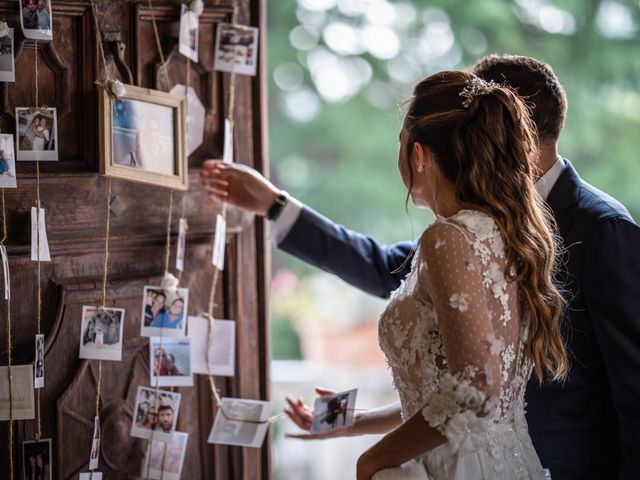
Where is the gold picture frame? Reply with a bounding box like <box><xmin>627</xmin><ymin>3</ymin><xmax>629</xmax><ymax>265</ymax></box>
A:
<box><xmin>99</xmin><ymin>84</ymin><xmax>187</xmax><ymax>190</ymax></box>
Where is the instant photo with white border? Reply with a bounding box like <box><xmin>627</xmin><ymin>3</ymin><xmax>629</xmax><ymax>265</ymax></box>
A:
<box><xmin>178</xmin><ymin>4</ymin><xmax>198</xmax><ymax>62</ymax></box>
<box><xmin>208</xmin><ymin>397</ymin><xmax>271</xmax><ymax>448</ymax></box>
<box><xmin>34</xmin><ymin>333</ymin><xmax>44</xmax><ymax>389</ymax></box>
<box><xmin>211</xmin><ymin>214</ymin><xmax>226</xmax><ymax>271</ymax></box>
<box><xmin>149</xmin><ymin>336</ymin><xmax>194</xmax><ymax>387</ymax></box>
<box><xmin>22</xmin><ymin>438</ymin><xmax>52</xmax><ymax>480</ymax></box>
<box><xmin>0</xmin><ymin>133</ymin><xmax>18</xmax><ymax>188</ymax></box>
<box><xmin>31</xmin><ymin>207</ymin><xmax>51</xmax><ymax>261</ymax></box>
<box><xmin>20</xmin><ymin>0</ymin><xmax>54</xmax><ymax>41</ymax></box>
<box><xmin>142</xmin><ymin>431</ymin><xmax>189</xmax><ymax>480</ymax></box>
<box><xmin>0</xmin><ymin>28</ymin><xmax>15</xmax><ymax>83</ymax></box>
<box><xmin>131</xmin><ymin>386</ymin><xmax>182</xmax><ymax>443</ymax></box>
<box><xmin>188</xmin><ymin>315</ymin><xmax>235</xmax><ymax>377</ymax></box>
<box><xmin>213</xmin><ymin>23</ymin><xmax>259</xmax><ymax>76</ymax></box>
<box><xmin>89</xmin><ymin>415</ymin><xmax>100</xmax><ymax>470</ymax></box>
<box><xmin>79</xmin><ymin>306</ymin><xmax>126</xmax><ymax>361</ymax></box>
<box><xmin>0</xmin><ymin>364</ymin><xmax>35</xmax><ymax>420</ymax></box>
<box><xmin>310</xmin><ymin>388</ymin><xmax>358</xmax><ymax>434</ymax></box>
<box><xmin>140</xmin><ymin>286</ymin><xmax>189</xmax><ymax>338</ymax></box>
<box><xmin>16</xmin><ymin>107</ymin><xmax>59</xmax><ymax>161</ymax></box>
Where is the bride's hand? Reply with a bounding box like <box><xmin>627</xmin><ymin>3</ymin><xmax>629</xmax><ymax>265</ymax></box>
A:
<box><xmin>284</xmin><ymin>388</ymin><xmax>352</xmax><ymax>440</ymax></box>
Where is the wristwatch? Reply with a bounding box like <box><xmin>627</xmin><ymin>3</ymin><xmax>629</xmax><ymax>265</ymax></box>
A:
<box><xmin>267</xmin><ymin>191</ymin><xmax>289</xmax><ymax>221</ymax></box>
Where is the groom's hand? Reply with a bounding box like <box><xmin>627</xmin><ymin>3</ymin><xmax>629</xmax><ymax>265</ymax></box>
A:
<box><xmin>200</xmin><ymin>160</ymin><xmax>281</xmax><ymax>216</ymax></box>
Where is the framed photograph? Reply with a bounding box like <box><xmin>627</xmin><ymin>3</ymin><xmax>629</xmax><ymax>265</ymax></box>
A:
<box><xmin>310</xmin><ymin>388</ymin><xmax>358</xmax><ymax>434</ymax></box>
<box><xmin>131</xmin><ymin>386</ymin><xmax>181</xmax><ymax>442</ymax></box>
<box><xmin>22</xmin><ymin>438</ymin><xmax>52</xmax><ymax>480</ymax></box>
<box><xmin>214</xmin><ymin>23</ymin><xmax>259</xmax><ymax>76</ymax></box>
<box><xmin>150</xmin><ymin>337</ymin><xmax>193</xmax><ymax>387</ymax></box>
<box><xmin>16</xmin><ymin>107</ymin><xmax>58</xmax><ymax>161</ymax></box>
<box><xmin>20</xmin><ymin>0</ymin><xmax>53</xmax><ymax>41</ymax></box>
<box><xmin>79</xmin><ymin>306</ymin><xmax>126</xmax><ymax>361</ymax></box>
<box><xmin>0</xmin><ymin>28</ymin><xmax>15</xmax><ymax>82</ymax></box>
<box><xmin>0</xmin><ymin>365</ymin><xmax>35</xmax><ymax>420</ymax></box>
<box><xmin>34</xmin><ymin>334</ymin><xmax>44</xmax><ymax>389</ymax></box>
<box><xmin>0</xmin><ymin>134</ymin><xmax>17</xmax><ymax>188</ymax></box>
<box><xmin>99</xmin><ymin>84</ymin><xmax>187</xmax><ymax>190</ymax></box>
<box><xmin>179</xmin><ymin>4</ymin><xmax>198</xmax><ymax>63</ymax></box>
<box><xmin>141</xmin><ymin>431</ymin><xmax>188</xmax><ymax>480</ymax></box>
<box><xmin>140</xmin><ymin>286</ymin><xmax>189</xmax><ymax>338</ymax></box>
<box><xmin>207</xmin><ymin>397</ymin><xmax>271</xmax><ymax>448</ymax></box>
<box><xmin>188</xmin><ymin>315</ymin><xmax>235</xmax><ymax>377</ymax></box>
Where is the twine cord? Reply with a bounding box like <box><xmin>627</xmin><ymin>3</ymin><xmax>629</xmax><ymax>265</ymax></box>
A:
<box><xmin>164</xmin><ymin>190</ymin><xmax>174</xmax><ymax>275</ymax></box>
<box><xmin>35</xmin><ymin>160</ymin><xmax>42</xmax><ymax>442</ymax></box>
<box><xmin>89</xmin><ymin>0</ymin><xmax>111</xmax><ymax>82</ymax></box>
<box><xmin>34</xmin><ymin>40</ymin><xmax>38</xmax><ymax>107</ymax></box>
<box><xmin>177</xmin><ymin>195</ymin><xmax>187</xmax><ymax>283</ymax></box>
<box><xmin>148</xmin><ymin>0</ymin><xmax>170</xmax><ymax>89</ymax></box>
<box><xmin>2</xmin><ymin>188</ymin><xmax>14</xmax><ymax>480</ymax></box>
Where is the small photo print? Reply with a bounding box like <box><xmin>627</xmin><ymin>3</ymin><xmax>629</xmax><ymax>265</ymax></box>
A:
<box><xmin>16</xmin><ymin>107</ymin><xmax>58</xmax><ymax>161</ymax></box>
<box><xmin>131</xmin><ymin>386</ymin><xmax>182</xmax><ymax>442</ymax></box>
<box><xmin>179</xmin><ymin>4</ymin><xmax>198</xmax><ymax>63</ymax></box>
<box><xmin>79</xmin><ymin>473</ymin><xmax>102</xmax><ymax>480</ymax></box>
<box><xmin>79</xmin><ymin>306</ymin><xmax>126</xmax><ymax>361</ymax></box>
<box><xmin>22</xmin><ymin>438</ymin><xmax>52</xmax><ymax>480</ymax></box>
<box><xmin>141</xmin><ymin>431</ymin><xmax>188</xmax><ymax>480</ymax></box>
<box><xmin>0</xmin><ymin>364</ymin><xmax>35</xmax><ymax>420</ymax></box>
<box><xmin>188</xmin><ymin>315</ymin><xmax>235</xmax><ymax>377</ymax></box>
<box><xmin>150</xmin><ymin>337</ymin><xmax>193</xmax><ymax>387</ymax></box>
<box><xmin>175</xmin><ymin>218</ymin><xmax>187</xmax><ymax>272</ymax></box>
<box><xmin>214</xmin><ymin>23</ymin><xmax>259</xmax><ymax>76</ymax></box>
<box><xmin>20</xmin><ymin>0</ymin><xmax>53</xmax><ymax>41</ymax></box>
<box><xmin>310</xmin><ymin>388</ymin><xmax>358</xmax><ymax>434</ymax></box>
<box><xmin>89</xmin><ymin>415</ymin><xmax>100</xmax><ymax>470</ymax></box>
<box><xmin>34</xmin><ymin>334</ymin><xmax>44</xmax><ymax>389</ymax></box>
<box><xmin>140</xmin><ymin>286</ymin><xmax>189</xmax><ymax>338</ymax></box>
<box><xmin>0</xmin><ymin>134</ymin><xmax>17</xmax><ymax>188</ymax></box>
<box><xmin>207</xmin><ymin>397</ymin><xmax>271</xmax><ymax>448</ymax></box>
<box><xmin>0</xmin><ymin>28</ymin><xmax>15</xmax><ymax>82</ymax></box>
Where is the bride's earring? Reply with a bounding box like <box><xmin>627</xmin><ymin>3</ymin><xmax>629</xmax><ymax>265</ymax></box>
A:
<box><xmin>417</xmin><ymin>163</ymin><xmax>425</xmax><ymax>174</ymax></box>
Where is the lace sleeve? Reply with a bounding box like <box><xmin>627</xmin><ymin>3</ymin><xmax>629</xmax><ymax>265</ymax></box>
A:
<box><xmin>417</xmin><ymin>222</ymin><xmax>501</xmax><ymax>451</ymax></box>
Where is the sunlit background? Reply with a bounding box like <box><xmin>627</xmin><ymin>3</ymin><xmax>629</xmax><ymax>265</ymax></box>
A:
<box><xmin>266</xmin><ymin>1</ymin><xmax>640</xmax><ymax>478</ymax></box>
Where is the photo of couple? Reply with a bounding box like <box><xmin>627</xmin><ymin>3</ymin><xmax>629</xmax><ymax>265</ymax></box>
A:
<box><xmin>131</xmin><ymin>386</ymin><xmax>181</xmax><ymax>442</ymax></box>
<box><xmin>20</xmin><ymin>0</ymin><xmax>53</xmax><ymax>40</ymax></box>
<box><xmin>16</xmin><ymin>108</ymin><xmax>58</xmax><ymax>161</ymax></box>
<box><xmin>150</xmin><ymin>338</ymin><xmax>193</xmax><ymax>387</ymax></box>
<box><xmin>140</xmin><ymin>286</ymin><xmax>189</xmax><ymax>338</ymax></box>
<box><xmin>79</xmin><ymin>306</ymin><xmax>125</xmax><ymax>361</ymax></box>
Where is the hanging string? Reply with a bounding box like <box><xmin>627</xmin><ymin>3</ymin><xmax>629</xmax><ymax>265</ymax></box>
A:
<box><xmin>2</xmin><ymin>188</ymin><xmax>14</xmax><ymax>480</ymax></box>
<box><xmin>89</xmin><ymin>0</ymin><xmax>111</xmax><ymax>82</ymax></box>
<box><xmin>148</xmin><ymin>0</ymin><xmax>170</xmax><ymax>89</ymax></box>
<box><xmin>34</xmin><ymin>40</ymin><xmax>38</xmax><ymax>107</ymax></box>
<box><xmin>34</xmin><ymin>158</ymin><xmax>43</xmax><ymax>442</ymax></box>
<box><xmin>163</xmin><ymin>190</ymin><xmax>174</xmax><ymax>275</ymax></box>
<box><xmin>177</xmin><ymin>195</ymin><xmax>187</xmax><ymax>284</ymax></box>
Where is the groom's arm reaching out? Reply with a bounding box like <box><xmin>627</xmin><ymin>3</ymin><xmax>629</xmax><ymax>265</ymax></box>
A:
<box><xmin>200</xmin><ymin>160</ymin><xmax>416</xmax><ymax>298</ymax></box>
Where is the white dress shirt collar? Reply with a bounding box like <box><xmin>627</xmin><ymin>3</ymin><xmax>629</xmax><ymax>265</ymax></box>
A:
<box><xmin>535</xmin><ymin>156</ymin><xmax>565</xmax><ymax>200</ymax></box>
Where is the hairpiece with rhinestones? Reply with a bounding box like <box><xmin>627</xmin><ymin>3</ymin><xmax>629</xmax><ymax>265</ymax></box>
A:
<box><xmin>459</xmin><ymin>77</ymin><xmax>501</xmax><ymax>108</ymax></box>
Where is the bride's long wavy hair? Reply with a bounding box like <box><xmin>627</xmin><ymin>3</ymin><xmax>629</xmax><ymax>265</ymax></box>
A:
<box><xmin>404</xmin><ymin>70</ymin><xmax>568</xmax><ymax>383</ymax></box>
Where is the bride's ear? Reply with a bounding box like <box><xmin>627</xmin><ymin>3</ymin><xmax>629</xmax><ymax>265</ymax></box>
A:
<box><xmin>413</xmin><ymin>142</ymin><xmax>432</xmax><ymax>174</ymax></box>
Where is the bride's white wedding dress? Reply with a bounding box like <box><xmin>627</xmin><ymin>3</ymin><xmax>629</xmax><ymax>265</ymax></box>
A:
<box><xmin>376</xmin><ymin>210</ymin><xmax>548</xmax><ymax>480</ymax></box>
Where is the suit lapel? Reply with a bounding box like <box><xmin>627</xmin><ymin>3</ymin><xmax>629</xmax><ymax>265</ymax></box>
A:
<box><xmin>546</xmin><ymin>159</ymin><xmax>581</xmax><ymax>238</ymax></box>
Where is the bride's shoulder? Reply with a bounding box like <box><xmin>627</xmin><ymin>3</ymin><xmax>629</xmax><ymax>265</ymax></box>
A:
<box><xmin>417</xmin><ymin>210</ymin><xmax>498</xmax><ymax>256</ymax></box>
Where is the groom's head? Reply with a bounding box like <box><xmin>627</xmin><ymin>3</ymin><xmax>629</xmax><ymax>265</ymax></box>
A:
<box><xmin>471</xmin><ymin>55</ymin><xmax>567</xmax><ymax>144</ymax></box>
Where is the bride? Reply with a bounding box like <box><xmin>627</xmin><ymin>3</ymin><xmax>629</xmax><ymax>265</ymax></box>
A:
<box><xmin>284</xmin><ymin>70</ymin><xmax>568</xmax><ymax>480</ymax></box>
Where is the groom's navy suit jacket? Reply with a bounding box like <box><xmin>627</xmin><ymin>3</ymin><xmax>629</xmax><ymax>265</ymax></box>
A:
<box><xmin>279</xmin><ymin>160</ymin><xmax>640</xmax><ymax>480</ymax></box>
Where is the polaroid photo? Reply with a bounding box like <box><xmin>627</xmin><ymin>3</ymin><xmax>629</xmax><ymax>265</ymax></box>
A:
<box><xmin>223</xmin><ymin>119</ymin><xmax>233</xmax><ymax>163</ymax></box>
<box><xmin>179</xmin><ymin>4</ymin><xmax>198</xmax><ymax>63</ymax></box>
<box><xmin>140</xmin><ymin>286</ymin><xmax>189</xmax><ymax>338</ymax></box>
<box><xmin>79</xmin><ymin>306</ymin><xmax>125</xmax><ymax>361</ymax></box>
<box><xmin>213</xmin><ymin>23</ymin><xmax>259</xmax><ymax>76</ymax></box>
<box><xmin>150</xmin><ymin>337</ymin><xmax>193</xmax><ymax>387</ymax></box>
<box><xmin>22</xmin><ymin>438</ymin><xmax>52</xmax><ymax>480</ymax></box>
<box><xmin>188</xmin><ymin>315</ymin><xmax>235</xmax><ymax>377</ymax></box>
<box><xmin>141</xmin><ymin>431</ymin><xmax>188</xmax><ymax>480</ymax></box>
<box><xmin>20</xmin><ymin>0</ymin><xmax>53</xmax><ymax>41</ymax></box>
<box><xmin>131</xmin><ymin>386</ymin><xmax>182</xmax><ymax>442</ymax></box>
<box><xmin>0</xmin><ymin>134</ymin><xmax>17</xmax><ymax>188</ymax></box>
<box><xmin>34</xmin><ymin>334</ymin><xmax>44</xmax><ymax>389</ymax></box>
<box><xmin>310</xmin><ymin>388</ymin><xmax>358</xmax><ymax>434</ymax></box>
<box><xmin>89</xmin><ymin>415</ymin><xmax>100</xmax><ymax>470</ymax></box>
<box><xmin>1</xmin><ymin>245</ymin><xmax>10</xmax><ymax>300</ymax></box>
<box><xmin>208</xmin><ymin>397</ymin><xmax>271</xmax><ymax>448</ymax></box>
<box><xmin>176</xmin><ymin>218</ymin><xmax>187</xmax><ymax>272</ymax></box>
<box><xmin>16</xmin><ymin>107</ymin><xmax>58</xmax><ymax>161</ymax></box>
<box><xmin>31</xmin><ymin>207</ymin><xmax>51</xmax><ymax>261</ymax></box>
<box><xmin>0</xmin><ymin>364</ymin><xmax>35</xmax><ymax>420</ymax></box>
<box><xmin>79</xmin><ymin>473</ymin><xmax>102</xmax><ymax>480</ymax></box>
<box><xmin>0</xmin><ymin>28</ymin><xmax>15</xmax><ymax>83</ymax></box>
<box><xmin>211</xmin><ymin>214</ymin><xmax>226</xmax><ymax>271</ymax></box>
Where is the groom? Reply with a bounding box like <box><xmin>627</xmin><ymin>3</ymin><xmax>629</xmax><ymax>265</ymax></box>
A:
<box><xmin>201</xmin><ymin>55</ymin><xmax>640</xmax><ymax>480</ymax></box>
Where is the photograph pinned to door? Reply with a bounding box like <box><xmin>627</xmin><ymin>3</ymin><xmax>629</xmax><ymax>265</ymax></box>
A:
<box><xmin>34</xmin><ymin>334</ymin><xmax>44</xmax><ymax>389</ymax></box>
<box><xmin>16</xmin><ymin>107</ymin><xmax>58</xmax><ymax>161</ymax></box>
<box><xmin>22</xmin><ymin>438</ymin><xmax>52</xmax><ymax>480</ymax></box>
<box><xmin>0</xmin><ymin>28</ymin><xmax>15</xmax><ymax>82</ymax></box>
<box><xmin>141</xmin><ymin>431</ymin><xmax>188</xmax><ymax>480</ymax></box>
<box><xmin>213</xmin><ymin>23</ymin><xmax>259</xmax><ymax>76</ymax></box>
<box><xmin>310</xmin><ymin>388</ymin><xmax>358</xmax><ymax>434</ymax></box>
<box><xmin>150</xmin><ymin>337</ymin><xmax>193</xmax><ymax>387</ymax></box>
<box><xmin>79</xmin><ymin>306</ymin><xmax>126</xmax><ymax>361</ymax></box>
<box><xmin>140</xmin><ymin>286</ymin><xmax>189</xmax><ymax>338</ymax></box>
<box><xmin>208</xmin><ymin>397</ymin><xmax>271</xmax><ymax>448</ymax></box>
<box><xmin>188</xmin><ymin>315</ymin><xmax>235</xmax><ymax>377</ymax></box>
<box><xmin>0</xmin><ymin>134</ymin><xmax>17</xmax><ymax>188</ymax></box>
<box><xmin>20</xmin><ymin>0</ymin><xmax>53</xmax><ymax>41</ymax></box>
<box><xmin>179</xmin><ymin>4</ymin><xmax>198</xmax><ymax>62</ymax></box>
<box><xmin>131</xmin><ymin>386</ymin><xmax>182</xmax><ymax>442</ymax></box>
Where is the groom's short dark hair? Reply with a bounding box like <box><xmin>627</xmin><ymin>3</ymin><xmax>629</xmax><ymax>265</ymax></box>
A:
<box><xmin>471</xmin><ymin>54</ymin><xmax>567</xmax><ymax>143</ymax></box>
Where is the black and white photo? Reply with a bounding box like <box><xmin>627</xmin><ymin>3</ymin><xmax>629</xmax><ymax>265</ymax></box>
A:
<box><xmin>140</xmin><ymin>286</ymin><xmax>189</xmax><ymax>338</ymax></box>
<box><xmin>310</xmin><ymin>388</ymin><xmax>357</xmax><ymax>434</ymax></box>
<box><xmin>0</xmin><ymin>28</ymin><xmax>15</xmax><ymax>82</ymax></box>
<box><xmin>208</xmin><ymin>397</ymin><xmax>271</xmax><ymax>448</ymax></box>
<box><xmin>142</xmin><ymin>431</ymin><xmax>188</xmax><ymax>480</ymax></box>
<box><xmin>188</xmin><ymin>315</ymin><xmax>235</xmax><ymax>377</ymax></box>
<box><xmin>179</xmin><ymin>4</ymin><xmax>198</xmax><ymax>63</ymax></box>
<box><xmin>131</xmin><ymin>386</ymin><xmax>182</xmax><ymax>442</ymax></box>
<box><xmin>16</xmin><ymin>107</ymin><xmax>58</xmax><ymax>161</ymax></box>
<box><xmin>34</xmin><ymin>334</ymin><xmax>44</xmax><ymax>389</ymax></box>
<box><xmin>22</xmin><ymin>438</ymin><xmax>52</xmax><ymax>480</ymax></box>
<box><xmin>214</xmin><ymin>23</ymin><xmax>259</xmax><ymax>76</ymax></box>
<box><xmin>150</xmin><ymin>337</ymin><xmax>193</xmax><ymax>387</ymax></box>
<box><xmin>79</xmin><ymin>306</ymin><xmax>125</xmax><ymax>361</ymax></box>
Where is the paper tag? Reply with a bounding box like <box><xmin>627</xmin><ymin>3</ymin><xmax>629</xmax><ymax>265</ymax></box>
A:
<box><xmin>80</xmin><ymin>473</ymin><xmax>102</xmax><ymax>480</ymax></box>
<box><xmin>0</xmin><ymin>245</ymin><xmax>9</xmax><ymax>300</ymax></box>
<box><xmin>211</xmin><ymin>214</ymin><xmax>226</xmax><ymax>271</ymax></box>
<box><xmin>223</xmin><ymin>119</ymin><xmax>233</xmax><ymax>163</ymax></box>
<box><xmin>176</xmin><ymin>218</ymin><xmax>187</xmax><ymax>272</ymax></box>
<box><xmin>0</xmin><ymin>365</ymin><xmax>35</xmax><ymax>420</ymax></box>
<box><xmin>34</xmin><ymin>334</ymin><xmax>44</xmax><ymax>389</ymax></box>
<box><xmin>89</xmin><ymin>415</ymin><xmax>100</xmax><ymax>470</ymax></box>
<box><xmin>31</xmin><ymin>207</ymin><xmax>51</xmax><ymax>262</ymax></box>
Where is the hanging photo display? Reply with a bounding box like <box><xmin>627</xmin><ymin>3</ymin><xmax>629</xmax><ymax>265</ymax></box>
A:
<box><xmin>208</xmin><ymin>397</ymin><xmax>271</xmax><ymax>448</ymax></box>
<box><xmin>20</xmin><ymin>0</ymin><xmax>53</xmax><ymax>41</ymax></box>
<box><xmin>142</xmin><ymin>431</ymin><xmax>188</xmax><ymax>480</ymax></box>
<box><xmin>211</xmin><ymin>214</ymin><xmax>226</xmax><ymax>271</ymax></box>
<box><xmin>0</xmin><ymin>28</ymin><xmax>15</xmax><ymax>82</ymax></box>
<box><xmin>176</xmin><ymin>218</ymin><xmax>187</xmax><ymax>272</ymax></box>
<box><xmin>89</xmin><ymin>415</ymin><xmax>100</xmax><ymax>470</ymax></box>
<box><xmin>0</xmin><ymin>245</ymin><xmax>10</xmax><ymax>300</ymax></box>
<box><xmin>214</xmin><ymin>23</ymin><xmax>259</xmax><ymax>76</ymax></box>
<box><xmin>30</xmin><ymin>207</ymin><xmax>51</xmax><ymax>261</ymax></box>
<box><xmin>131</xmin><ymin>386</ymin><xmax>182</xmax><ymax>442</ymax></box>
<box><xmin>149</xmin><ymin>337</ymin><xmax>193</xmax><ymax>387</ymax></box>
<box><xmin>188</xmin><ymin>315</ymin><xmax>235</xmax><ymax>377</ymax></box>
<box><xmin>22</xmin><ymin>438</ymin><xmax>52</xmax><ymax>480</ymax></box>
<box><xmin>79</xmin><ymin>306</ymin><xmax>126</xmax><ymax>361</ymax></box>
<box><xmin>0</xmin><ymin>364</ymin><xmax>35</xmax><ymax>420</ymax></box>
<box><xmin>0</xmin><ymin>134</ymin><xmax>17</xmax><ymax>188</ymax></box>
<box><xmin>34</xmin><ymin>333</ymin><xmax>44</xmax><ymax>388</ymax></box>
<box><xmin>169</xmin><ymin>84</ymin><xmax>205</xmax><ymax>156</ymax></box>
<box><xmin>16</xmin><ymin>107</ymin><xmax>58</xmax><ymax>161</ymax></box>
<box><xmin>178</xmin><ymin>4</ymin><xmax>199</xmax><ymax>63</ymax></box>
<box><xmin>140</xmin><ymin>286</ymin><xmax>189</xmax><ymax>338</ymax></box>
<box><xmin>310</xmin><ymin>388</ymin><xmax>358</xmax><ymax>434</ymax></box>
